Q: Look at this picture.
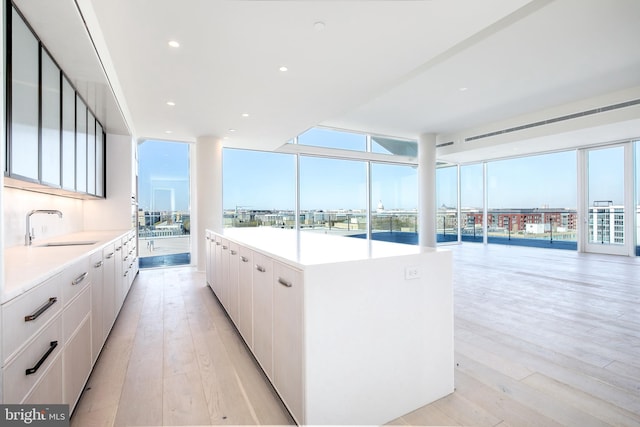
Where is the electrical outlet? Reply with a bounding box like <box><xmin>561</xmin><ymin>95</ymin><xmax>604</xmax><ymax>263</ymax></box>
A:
<box><xmin>405</xmin><ymin>266</ymin><xmax>420</xmax><ymax>280</ymax></box>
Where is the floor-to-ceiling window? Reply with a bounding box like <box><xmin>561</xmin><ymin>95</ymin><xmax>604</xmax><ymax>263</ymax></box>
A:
<box><xmin>370</xmin><ymin>163</ymin><xmax>418</xmax><ymax>243</ymax></box>
<box><xmin>436</xmin><ymin>164</ymin><xmax>458</xmax><ymax>243</ymax></box>
<box><xmin>486</xmin><ymin>151</ymin><xmax>577</xmax><ymax>249</ymax></box>
<box><xmin>460</xmin><ymin>163</ymin><xmax>484</xmax><ymax>243</ymax></box>
<box><xmin>223</xmin><ymin>148</ymin><xmax>296</xmax><ymax>228</ymax></box>
<box><xmin>634</xmin><ymin>140</ymin><xmax>639</xmax><ymax>256</ymax></box>
<box><xmin>299</xmin><ymin>156</ymin><xmax>367</xmax><ymax>236</ymax></box>
<box><xmin>138</xmin><ymin>140</ymin><xmax>191</xmax><ymax>267</ymax></box>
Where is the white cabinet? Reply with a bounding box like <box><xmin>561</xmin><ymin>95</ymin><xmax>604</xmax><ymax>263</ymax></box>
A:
<box><xmin>273</xmin><ymin>261</ymin><xmax>304</xmax><ymax>421</ymax></box>
<box><xmin>213</xmin><ymin>236</ymin><xmax>223</xmax><ymax>303</ymax></box>
<box><xmin>206</xmin><ymin>228</ymin><xmax>454</xmax><ymax>425</ymax></box>
<box><xmin>1</xmin><ymin>230</ymin><xmax>137</xmax><ymax>410</ymax></box>
<box><xmin>205</xmin><ymin>231</ymin><xmax>212</xmax><ymax>286</ymax></box>
<box><xmin>102</xmin><ymin>243</ymin><xmax>116</xmax><ymax>336</ymax></box>
<box><xmin>114</xmin><ymin>239</ymin><xmax>124</xmax><ymax>313</ymax></box>
<box><xmin>227</xmin><ymin>242</ymin><xmax>240</xmax><ymax>323</ymax></box>
<box><xmin>90</xmin><ymin>251</ymin><xmax>104</xmax><ymax>364</ymax></box>
<box><xmin>251</xmin><ymin>251</ymin><xmax>274</xmax><ymax>378</ymax></box>
<box><xmin>237</xmin><ymin>246</ymin><xmax>253</xmax><ymax>347</ymax></box>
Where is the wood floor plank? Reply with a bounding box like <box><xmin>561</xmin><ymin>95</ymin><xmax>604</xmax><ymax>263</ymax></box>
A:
<box><xmin>72</xmin><ymin>243</ymin><xmax>640</xmax><ymax>426</ymax></box>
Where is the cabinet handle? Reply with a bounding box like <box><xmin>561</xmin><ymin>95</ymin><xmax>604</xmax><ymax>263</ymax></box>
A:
<box><xmin>223</xmin><ymin>245</ymin><xmax>228</xmax><ymax>250</ymax></box>
<box><xmin>124</xmin><ymin>270</ymin><xmax>129</xmax><ymax>277</ymax></box>
<box><xmin>216</xmin><ymin>242</ymin><xmax>221</xmax><ymax>246</ymax></box>
<box><xmin>94</xmin><ymin>260</ymin><xmax>103</xmax><ymax>268</ymax></box>
<box><xmin>255</xmin><ymin>265</ymin><xmax>266</xmax><ymax>273</ymax></box>
<box><xmin>278</xmin><ymin>278</ymin><xmax>293</xmax><ymax>288</ymax></box>
<box><xmin>116</xmin><ymin>246</ymin><xmax>122</xmax><ymax>251</ymax></box>
<box><xmin>106</xmin><ymin>252</ymin><xmax>115</xmax><ymax>259</ymax></box>
<box><xmin>72</xmin><ymin>272</ymin><xmax>88</xmax><ymax>286</ymax></box>
<box><xmin>25</xmin><ymin>341</ymin><xmax>58</xmax><ymax>375</ymax></box>
<box><xmin>230</xmin><ymin>250</ymin><xmax>237</xmax><ymax>255</ymax></box>
<box><xmin>241</xmin><ymin>256</ymin><xmax>249</xmax><ymax>262</ymax></box>
<box><xmin>24</xmin><ymin>297</ymin><xmax>58</xmax><ymax>322</ymax></box>
<box><xmin>206</xmin><ymin>236</ymin><xmax>211</xmax><ymax>241</ymax></box>
<box><xmin>124</xmin><ymin>255</ymin><xmax>129</xmax><ymax>261</ymax></box>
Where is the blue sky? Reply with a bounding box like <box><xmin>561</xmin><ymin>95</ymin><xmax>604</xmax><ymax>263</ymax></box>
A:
<box><xmin>139</xmin><ymin>137</ymin><xmax>638</xmax><ymax>213</ymax></box>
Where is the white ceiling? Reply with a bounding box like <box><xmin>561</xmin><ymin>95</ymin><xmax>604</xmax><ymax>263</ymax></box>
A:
<box><xmin>13</xmin><ymin>0</ymin><xmax>640</xmax><ymax>161</ymax></box>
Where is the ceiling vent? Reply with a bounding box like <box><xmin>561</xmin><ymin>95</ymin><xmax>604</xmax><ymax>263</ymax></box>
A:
<box><xmin>436</xmin><ymin>141</ymin><xmax>454</xmax><ymax>148</ymax></box>
<box><xmin>465</xmin><ymin>98</ymin><xmax>640</xmax><ymax>143</ymax></box>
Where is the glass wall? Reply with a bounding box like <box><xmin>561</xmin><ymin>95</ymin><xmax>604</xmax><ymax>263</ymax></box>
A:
<box><xmin>636</xmin><ymin>141</ymin><xmax>640</xmax><ymax>256</ymax></box>
<box><xmin>223</xmin><ymin>149</ymin><xmax>296</xmax><ymax>228</ymax></box>
<box><xmin>436</xmin><ymin>165</ymin><xmax>458</xmax><ymax>242</ymax></box>
<box><xmin>371</xmin><ymin>163</ymin><xmax>418</xmax><ymax>244</ymax></box>
<box><xmin>299</xmin><ymin>156</ymin><xmax>367</xmax><ymax>236</ymax></box>
<box><xmin>460</xmin><ymin>163</ymin><xmax>484</xmax><ymax>243</ymax></box>
<box><xmin>138</xmin><ymin>140</ymin><xmax>191</xmax><ymax>267</ymax></box>
<box><xmin>486</xmin><ymin>151</ymin><xmax>577</xmax><ymax>249</ymax></box>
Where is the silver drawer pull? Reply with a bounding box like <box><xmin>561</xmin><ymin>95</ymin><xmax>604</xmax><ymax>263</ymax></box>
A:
<box><xmin>124</xmin><ymin>270</ymin><xmax>129</xmax><ymax>277</ymax></box>
<box><xmin>72</xmin><ymin>272</ymin><xmax>88</xmax><ymax>286</ymax></box>
<box><xmin>255</xmin><ymin>265</ymin><xmax>266</xmax><ymax>273</ymax></box>
<box><xmin>116</xmin><ymin>246</ymin><xmax>122</xmax><ymax>251</ymax></box>
<box><xmin>222</xmin><ymin>245</ymin><xmax>228</xmax><ymax>250</ymax></box>
<box><xmin>216</xmin><ymin>242</ymin><xmax>221</xmax><ymax>246</ymax></box>
<box><xmin>278</xmin><ymin>278</ymin><xmax>293</xmax><ymax>288</ymax></box>
<box><xmin>94</xmin><ymin>261</ymin><xmax>103</xmax><ymax>268</ymax></box>
<box><xmin>25</xmin><ymin>297</ymin><xmax>57</xmax><ymax>322</ymax></box>
<box><xmin>26</xmin><ymin>341</ymin><xmax>58</xmax><ymax>375</ymax></box>
<box><xmin>230</xmin><ymin>250</ymin><xmax>237</xmax><ymax>255</ymax></box>
<box><xmin>206</xmin><ymin>236</ymin><xmax>211</xmax><ymax>240</ymax></box>
<box><xmin>106</xmin><ymin>252</ymin><xmax>115</xmax><ymax>259</ymax></box>
<box><xmin>241</xmin><ymin>256</ymin><xmax>249</xmax><ymax>262</ymax></box>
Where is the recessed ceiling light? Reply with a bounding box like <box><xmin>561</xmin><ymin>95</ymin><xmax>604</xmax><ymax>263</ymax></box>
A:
<box><xmin>165</xmin><ymin>130</ymin><xmax>173</xmax><ymax>134</ymax></box>
<box><xmin>314</xmin><ymin>21</ymin><xmax>326</xmax><ymax>31</ymax></box>
<box><xmin>228</xmin><ymin>128</ymin><xmax>236</xmax><ymax>133</ymax></box>
<box><xmin>459</xmin><ymin>87</ymin><xmax>468</xmax><ymax>92</ymax></box>
<box><xmin>242</xmin><ymin>113</ymin><xmax>250</xmax><ymax>117</ymax></box>
<box><xmin>166</xmin><ymin>101</ymin><xmax>176</xmax><ymax>106</ymax></box>
<box><xmin>223</xmin><ymin>136</ymin><xmax>229</xmax><ymax>140</ymax></box>
<box><xmin>168</xmin><ymin>40</ymin><xmax>180</xmax><ymax>48</ymax></box>
<box><xmin>279</xmin><ymin>66</ymin><xmax>288</xmax><ymax>72</ymax></box>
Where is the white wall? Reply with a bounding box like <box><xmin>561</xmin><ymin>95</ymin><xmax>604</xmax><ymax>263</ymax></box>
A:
<box><xmin>84</xmin><ymin>133</ymin><xmax>135</xmax><ymax>231</ymax></box>
<box><xmin>3</xmin><ymin>188</ymin><xmax>85</xmax><ymax>247</ymax></box>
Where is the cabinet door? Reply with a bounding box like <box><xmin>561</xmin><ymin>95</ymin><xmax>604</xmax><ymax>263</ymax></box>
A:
<box><xmin>95</xmin><ymin>123</ymin><xmax>105</xmax><ymax>197</ymax></box>
<box><xmin>75</xmin><ymin>95</ymin><xmax>87</xmax><ymax>193</ymax></box>
<box><xmin>228</xmin><ymin>242</ymin><xmax>240</xmax><ymax>323</ymax></box>
<box><xmin>63</xmin><ymin>316</ymin><xmax>91</xmax><ymax>411</ymax></box>
<box><xmin>102</xmin><ymin>244</ymin><xmax>116</xmax><ymax>337</ymax></box>
<box><xmin>205</xmin><ymin>232</ymin><xmax>212</xmax><ymax>286</ymax></box>
<box><xmin>61</xmin><ymin>76</ymin><xmax>75</xmax><ymax>190</ymax></box>
<box><xmin>252</xmin><ymin>252</ymin><xmax>274</xmax><ymax>378</ymax></box>
<box><xmin>90</xmin><ymin>251</ymin><xmax>104</xmax><ymax>364</ymax></box>
<box><xmin>41</xmin><ymin>48</ymin><xmax>61</xmax><ymax>187</ymax></box>
<box><xmin>23</xmin><ymin>352</ymin><xmax>63</xmax><ymax>405</ymax></box>
<box><xmin>114</xmin><ymin>240</ymin><xmax>124</xmax><ymax>314</ymax></box>
<box><xmin>273</xmin><ymin>262</ymin><xmax>304</xmax><ymax>421</ymax></box>
<box><xmin>87</xmin><ymin>113</ymin><xmax>96</xmax><ymax>195</ymax></box>
<box><xmin>237</xmin><ymin>246</ymin><xmax>253</xmax><ymax>347</ymax></box>
<box><xmin>214</xmin><ymin>237</ymin><xmax>223</xmax><ymax>301</ymax></box>
<box><xmin>221</xmin><ymin>239</ymin><xmax>231</xmax><ymax>310</ymax></box>
<box><xmin>9</xmin><ymin>8</ymin><xmax>39</xmax><ymax>181</ymax></box>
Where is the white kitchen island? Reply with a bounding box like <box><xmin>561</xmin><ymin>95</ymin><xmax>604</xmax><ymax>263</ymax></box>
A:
<box><xmin>205</xmin><ymin>228</ymin><xmax>453</xmax><ymax>425</ymax></box>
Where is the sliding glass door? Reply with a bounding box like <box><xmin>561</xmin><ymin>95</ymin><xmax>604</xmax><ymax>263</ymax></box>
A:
<box><xmin>582</xmin><ymin>143</ymin><xmax>635</xmax><ymax>256</ymax></box>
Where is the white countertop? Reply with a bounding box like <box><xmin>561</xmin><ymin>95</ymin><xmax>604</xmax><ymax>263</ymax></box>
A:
<box><xmin>218</xmin><ymin>227</ymin><xmax>442</xmax><ymax>267</ymax></box>
<box><xmin>2</xmin><ymin>230</ymin><xmax>130</xmax><ymax>303</ymax></box>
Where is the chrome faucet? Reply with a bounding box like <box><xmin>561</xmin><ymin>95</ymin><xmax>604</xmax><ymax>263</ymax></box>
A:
<box><xmin>25</xmin><ymin>210</ymin><xmax>63</xmax><ymax>246</ymax></box>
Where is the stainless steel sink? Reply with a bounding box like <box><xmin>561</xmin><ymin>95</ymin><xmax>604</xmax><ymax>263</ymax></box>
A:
<box><xmin>37</xmin><ymin>241</ymin><xmax>98</xmax><ymax>247</ymax></box>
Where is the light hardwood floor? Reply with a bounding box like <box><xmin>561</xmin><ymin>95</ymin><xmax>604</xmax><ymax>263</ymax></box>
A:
<box><xmin>71</xmin><ymin>243</ymin><xmax>640</xmax><ymax>426</ymax></box>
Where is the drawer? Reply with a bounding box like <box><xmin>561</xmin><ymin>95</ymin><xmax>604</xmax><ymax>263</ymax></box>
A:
<box><xmin>2</xmin><ymin>315</ymin><xmax>63</xmax><ymax>403</ymax></box>
<box><xmin>22</xmin><ymin>351</ymin><xmax>63</xmax><ymax>404</ymax></box>
<box><xmin>61</xmin><ymin>256</ymin><xmax>91</xmax><ymax>305</ymax></box>
<box><xmin>62</xmin><ymin>285</ymin><xmax>91</xmax><ymax>344</ymax></box>
<box><xmin>2</xmin><ymin>274</ymin><xmax>62</xmax><ymax>364</ymax></box>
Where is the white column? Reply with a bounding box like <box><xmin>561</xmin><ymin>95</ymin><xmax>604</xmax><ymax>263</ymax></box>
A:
<box><xmin>418</xmin><ymin>133</ymin><xmax>437</xmax><ymax>247</ymax></box>
<box><xmin>195</xmin><ymin>135</ymin><xmax>223</xmax><ymax>271</ymax></box>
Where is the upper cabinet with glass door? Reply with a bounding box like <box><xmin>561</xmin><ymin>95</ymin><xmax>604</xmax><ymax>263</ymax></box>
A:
<box><xmin>5</xmin><ymin>5</ymin><xmax>106</xmax><ymax>199</ymax></box>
